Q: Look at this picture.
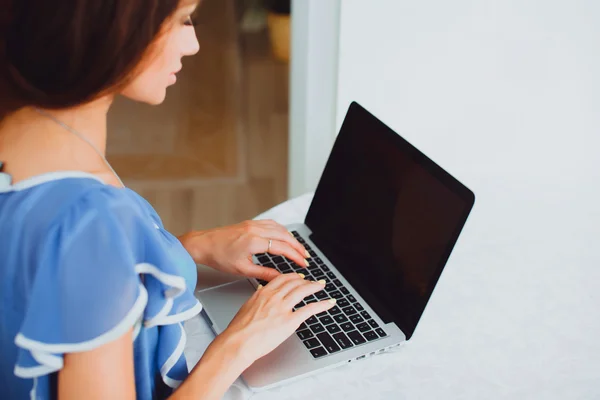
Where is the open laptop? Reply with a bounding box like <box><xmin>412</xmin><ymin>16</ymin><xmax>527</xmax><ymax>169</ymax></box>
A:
<box><xmin>195</xmin><ymin>101</ymin><xmax>475</xmax><ymax>391</ymax></box>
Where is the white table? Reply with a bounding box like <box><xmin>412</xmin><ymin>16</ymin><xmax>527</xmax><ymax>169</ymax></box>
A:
<box><xmin>185</xmin><ymin>178</ymin><xmax>600</xmax><ymax>400</ymax></box>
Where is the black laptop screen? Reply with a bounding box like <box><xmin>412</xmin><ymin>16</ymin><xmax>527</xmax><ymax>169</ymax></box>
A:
<box><xmin>305</xmin><ymin>102</ymin><xmax>474</xmax><ymax>340</ymax></box>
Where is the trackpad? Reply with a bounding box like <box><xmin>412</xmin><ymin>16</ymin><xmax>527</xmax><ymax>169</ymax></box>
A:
<box><xmin>195</xmin><ymin>279</ymin><xmax>255</xmax><ymax>334</ymax></box>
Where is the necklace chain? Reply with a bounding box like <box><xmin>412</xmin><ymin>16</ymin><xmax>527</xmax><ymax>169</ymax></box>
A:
<box><xmin>34</xmin><ymin>108</ymin><xmax>125</xmax><ymax>188</ymax></box>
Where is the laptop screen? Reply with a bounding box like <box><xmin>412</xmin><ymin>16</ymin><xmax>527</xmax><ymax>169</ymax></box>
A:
<box><xmin>305</xmin><ymin>102</ymin><xmax>475</xmax><ymax>340</ymax></box>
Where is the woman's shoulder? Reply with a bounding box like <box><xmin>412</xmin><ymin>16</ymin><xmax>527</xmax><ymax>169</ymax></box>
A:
<box><xmin>1</xmin><ymin>174</ymin><xmax>152</xmax><ymax>242</ymax></box>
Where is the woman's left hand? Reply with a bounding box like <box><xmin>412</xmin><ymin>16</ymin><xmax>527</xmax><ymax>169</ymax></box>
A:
<box><xmin>179</xmin><ymin>220</ymin><xmax>309</xmax><ymax>281</ymax></box>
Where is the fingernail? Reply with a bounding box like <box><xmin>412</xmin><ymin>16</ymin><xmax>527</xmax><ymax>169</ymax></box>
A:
<box><xmin>289</xmin><ymin>231</ymin><xmax>294</xmax><ymax>237</ymax></box>
<box><xmin>257</xmin><ymin>284</ymin><xmax>263</xmax><ymax>290</ymax></box>
<box><xmin>304</xmin><ymin>250</ymin><xmax>311</xmax><ymax>258</ymax></box>
<box><xmin>317</xmin><ymin>279</ymin><xmax>326</xmax><ymax>285</ymax></box>
<box><xmin>297</xmin><ymin>273</ymin><xmax>305</xmax><ymax>279</ymax></box>
<box><xmin>328</xmin><ymin>298</ymin><xmax>337</xmax><ymax>304</ymax></box>
<box><xmin>304</xmin><ymin>259</ymin><xmax>310</xmax><ymax>267</ymax></box>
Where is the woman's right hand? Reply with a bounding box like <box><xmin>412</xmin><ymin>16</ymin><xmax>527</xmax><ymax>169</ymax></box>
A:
<box><xmin>221</xmin><ymin>273</ymin><xmax>336</xmax><ymax>365</ymax></box>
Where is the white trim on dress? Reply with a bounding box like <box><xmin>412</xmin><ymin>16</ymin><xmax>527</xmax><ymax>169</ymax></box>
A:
<box><xmin>0</xmin><ymin>171</ymin><xmax>104</xmax><ymax>193</ymax></box>
<box><xmin>13</xmin><ymin>262</ymin><xmax>203</xmax><ymax>387</ymax></box>
<box><xmin>160</xmin><ymin>323</ymin><xmax>187</xmax><ymax>389</ymax></box>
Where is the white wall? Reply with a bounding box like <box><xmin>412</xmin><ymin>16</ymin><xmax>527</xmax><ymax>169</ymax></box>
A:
<box><xmin>333</xmin><ymin>1</ymin><xmax>600</xmax><ymax>397</ymax></box>
<box><xmin>288</xmin><ymin>0</ymin><xmax>341</xmax><ymax>198</ymax></box>
<box><xmin>336</xmin><ymin>0</ymin><xmax>600</xmax><ymax>184</ymax></box>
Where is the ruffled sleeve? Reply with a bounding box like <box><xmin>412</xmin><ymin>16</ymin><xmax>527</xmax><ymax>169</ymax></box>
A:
<box><xmin>13</xmin><ymin>186</ymin><xmax>202</xmax><ymax>387</ymax></box>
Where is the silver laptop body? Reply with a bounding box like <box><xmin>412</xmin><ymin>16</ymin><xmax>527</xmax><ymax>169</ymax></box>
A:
<box><xmin>195</xmin><ymin>102</ymin><xmax>475</xmax><ymax>392</ymax></box>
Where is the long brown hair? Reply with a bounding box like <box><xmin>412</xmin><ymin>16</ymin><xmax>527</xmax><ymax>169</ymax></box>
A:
<box><xmin>0</xmin><ymin>0</ymin><xmax>184</xmax><ymax>121</ymax></box>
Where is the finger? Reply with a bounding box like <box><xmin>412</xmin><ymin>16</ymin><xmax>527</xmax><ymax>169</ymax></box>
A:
<box><xmin>265</xmin><ymin>240</ymin><xmax>309</xmax><ymax>269</ymax></box>
<box><xmin>281</xmin><ymin>279</ymin><xmax>327</xmax><ymax>309</ymax></box>
<box><xmin>294</xmin><ymin>299</ymin><xmax>337</xmax><ymax>324</ymax></box>
<box><xmin>241</xmin><ymin>261</ymin><xmax>281</xmax><ymax>282</ymax></box>
<box><xmin>261</xmin><ymin>271</ymin><xmax>305</xmax><ymax>292</ymax></box>
<box><xmin>255</xmin><ymin>220</ymin><xmax>309</xmax><ymax>259</ymax></box>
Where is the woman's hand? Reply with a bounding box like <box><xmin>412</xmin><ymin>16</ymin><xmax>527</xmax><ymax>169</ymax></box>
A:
<box><xmin>179</xmin><ymin>220</ymin><xmax>310</xmax><ymax>282</ymax></box>
<box><xmin>175</xmin><ymin>273</ymin><xmax>335</xmax><ymax>399</ymax></box>
<box><xmin>222</xmin><ymin>273</ymin><xmax>335</xmax><ymax>365</ymax></box>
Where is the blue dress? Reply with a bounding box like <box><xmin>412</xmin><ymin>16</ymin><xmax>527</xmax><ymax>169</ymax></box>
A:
<box><xmin>0</xmin><ymin>170</ymin><xmax>203</xmax><ymax>399</ymax></box>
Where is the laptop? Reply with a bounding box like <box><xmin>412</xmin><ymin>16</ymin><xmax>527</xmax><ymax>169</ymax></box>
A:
<box><xmin>195</xmin><ymin>101</ymin><xmax>475</xmax><ymax>391</ymax></box>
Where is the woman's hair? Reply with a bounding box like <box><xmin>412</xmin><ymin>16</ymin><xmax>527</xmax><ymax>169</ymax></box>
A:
<box><xmin>0</xmin><ymin>0</ymin><xmax>183</xmax><ymax>120</ymax></box>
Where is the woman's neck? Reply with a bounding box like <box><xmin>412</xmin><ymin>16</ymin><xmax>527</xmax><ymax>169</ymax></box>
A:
<box><xmin>0</xmin><ymin>96</ymin><xmax>119</xmax><ymax>185</ymax></box>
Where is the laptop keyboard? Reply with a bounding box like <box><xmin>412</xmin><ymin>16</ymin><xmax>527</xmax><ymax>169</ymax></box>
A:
<box><xmin>254</xmin><ymin>230</ymin><xmax>387</xmax><ymax>359</ymax></box>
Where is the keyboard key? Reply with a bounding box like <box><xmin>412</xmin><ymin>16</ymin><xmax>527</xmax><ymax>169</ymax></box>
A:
<box><xmin>279</xmin><ymin>264</ymin><xmax>292</xmax><ymax>273</ymax></box>
<box><xmin>306</xmin><ymin>316</ymin><xmax>318</xmax><ymax>325</ymax></box>
<box><xmin>309</xmin><ymin>250</ymin><xmax>317</xmax><ymax>257</ymax></box>
<box><xmin>376</xmin><ymin>328</ymin><xmax>387</xmax><ymax>337</ymax></box>
<box><xmin>356</xmin><ymin>323</ymin><xmax>370</xmax><ymax>333</ymax></box>
<box><xmin>315</xmin><ymin>257</ymin><xmax>323</xmax><ymax>264</ymax></box>
<box><xmin>257</xmin><ymin>255</ymin><xmax>270</xmax><ymax>264</ymax></box>
<box><xmin>363</xmin><ymin>331</ymin><xmax>379</xmax><ymax>341</ymax></box>
<box><xmin>296</xmin><ymin>329</ymin><xmax>314</xmax><ymax>340</ymax></box>
<box><xmin>272</xmin><ymin>256</ymin><xmax>284</xmax><ymax>263</ymax></box>
<box><xmin>303</xmin><ymin>338</ymin><xmax>320</xmax><ymax>349</ymax></box>
<box><xmin>316</xmin><ymin>332</ymin><xmax>341</xmax><ymax>354</ymax></box>
<box><xmin>333</xmin><ymin>279</ymin><xmax>342</xmax><ymax>287</ymax></box>
<box><xmin>294</xmin><ymin>301</ymin><xmax>305</xmax><ymax>310</ymax></box>
<box><xmin>264</xmin><ymin>262</ymin><xmax>276</xmax><ymax>269</ymax></box>
<box><xmin>310</xmin><ymin>347</ymin><xmax>328</xmax><ymax>358</ymax></box>
<box><xmin>354</xmin><ymin>303</ymin><xmax>364</xmax><ymax>311</ymax></box>
<box><xmin>310</xmin><ymin>323</ymin><xmax>325</xmax><ymax>334</ymax></box>
<box><xmin>306</xmin><ymin>298</ymin><xmax>317</xmax><ymax>304</ymax></box>
<box><xmin>349</xmin><ymin>314</ymin><xmax>364</xmax><ymax>324</ymax></box>
<box><xmin>368</xmin><ymin>319</ymin><xmax>379</xmax><ymax>329</ymax></box>
<box><xmin>327</xmin><ymin>272</ymin><xmax>336</xmax><ymax>279</ymax></box>
<box><xmin>305</xmin><ymin>294</ymin><xmax>316</xmax><ymax>301</ymax></box>
<box><xmin>325</xmin><ymin>283</ymin><xmax>336</xmax><ymax>292</ymax></box>
<box><xmin>307</xmin><ymin>264</ymin><xmax>320</xmax><ymax>272</ymax></box>
<box><xmin>306</xmin><ymin>276</ymin><xmax>316</xmax><ymax>282</ymax></box>
<box><xmin>329</xmin><ymin>290</ymin><xmax>343</xmax><ymax>299</ymax></box>
<box><xmin>347</xmin><ymin>330</ymin><xmax>367</xmax><ymax>345</ymax></box>
<box><xmin>334</xmin><ymin>314</ymin><xmax>348</xmax><ymax>323</ymax></box>
<box><xmin>337</xmin><ymin>299</ymin><xmax>350</xmax><ymax>308</ymax></box>
<box><xmin>321</xmin><ymin>264</ymin><xmax>330</xmax><ymax>271</ymax></box>
<box><xmin>297</xmin><ymin>237</ymin><xmax>305</xmax><ymax>243</ymax></box>
<box><xmin>315</xmin><ymin>291</ymin><xmax>328</xmax><ymax>300</ymax></box>
<box><xmin>360</xmin><ymin>311</ymin><xmax>371</xmax><ymax>320</ymax></box>
<box><xmin>319</xmin><ymin>315</ymin><xmax>334</xmax><ymax>325</ymax></box>
<box><xmin>340</xmin><ymin>287</ymin><xmax>350</xmax><ymax>296</ymax></box>
<box><xmin>291</xmin><ymin>231</ymin><xmax>300</xmax><ymax>237</ymax></box>
<box><xmin>328</xmin><ymin>306</ymin><xmax>342</xmax><ymax>315</ymax></box>
<box><xmin>342</xmin><ymin>306</ymin><xmax>357</xmax><ymax>316</ymax></box>
<box><xmin>341</xmin><ymin>322</ymin><xmax>354</xmax><ymax>332</ymax></box>
<box><xmin>297</xmin><ymin>322</ymin><xmax>308</xmax><ymax>331</ymax></box>
<box><xmin>326</xmin><ymin>324</ymin><xmax>341</xmax><ymax>334</ymax></box>
<box><xmin>347</xmin><ymin>295</ymin><xmax>357</xmax><ymax>303</ymax></box>
<box><xmin>312</xmin><ymin>270</ymin><xmax>325</xmax><ymax>278</ymax></box>
<box><xmin>333</xmin><ymin>332</ymin><xmax>354</xmax><ymax>349</ymax></box>
<box><xmin>316</xmin><ymin>311</ymin><xmax>328</xmax><ymax>317</ymax></box>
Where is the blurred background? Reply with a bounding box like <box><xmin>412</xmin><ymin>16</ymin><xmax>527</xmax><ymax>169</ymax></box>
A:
<box><xmin>105</xmin><ymin>0</ymin><xmax>600</xmax><ymax>245</ymax></box>
<box><xmin>107</xmin><ymin>0</ymin><xmax>293</xmax><ymax>236</ymax></box>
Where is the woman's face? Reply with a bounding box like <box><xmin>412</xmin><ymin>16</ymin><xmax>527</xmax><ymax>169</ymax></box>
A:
<box><xmin>120</xmin><ymin>3</ymin><xmax>200</xmax><ymax>105</ymax></box>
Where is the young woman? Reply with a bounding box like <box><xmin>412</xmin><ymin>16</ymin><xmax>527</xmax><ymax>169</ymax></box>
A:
<box><xmin>0</xmin><ymin>1</ymin><xmax>335</xmax><ymax>398</ymax></box>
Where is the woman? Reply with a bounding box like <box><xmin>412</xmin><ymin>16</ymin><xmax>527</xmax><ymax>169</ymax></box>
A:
<box><xmin>0</xmin><ymin>0</ymin><xmax>335</xmax><ymax>398</ymax></box>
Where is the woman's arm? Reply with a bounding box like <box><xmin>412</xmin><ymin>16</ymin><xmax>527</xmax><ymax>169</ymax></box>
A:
<box><xmin>170</xmin><ymin>331</ymin><xmax>249</xmax><ymax>399</ymax></box>
<box><xmin>59</xmin><ymin>329</ymin><xmax>136</xmax><ymax>400</ymax></box>
<box><xmin>58</xmin><ymin>274</ymin><xmax>333</xmax><ymax>399</ymax></box>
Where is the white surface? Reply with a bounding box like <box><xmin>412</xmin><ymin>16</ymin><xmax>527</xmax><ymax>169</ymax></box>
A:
<box><xmin>288</xmin><ymin>0</ymin><xmax>341</xmax><ymax>198</ymax></box>
<box><xmin>185</xmin><ymin>183</ymin><xmax>600</xmax><ymax>399</ymax></box>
